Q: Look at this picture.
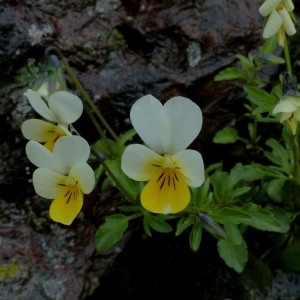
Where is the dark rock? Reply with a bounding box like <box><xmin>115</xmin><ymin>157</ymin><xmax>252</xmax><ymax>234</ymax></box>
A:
<box><xmin>0</xmin><ymin>0</ymin><xmax>269</xmax><ymax>298</ymax></box>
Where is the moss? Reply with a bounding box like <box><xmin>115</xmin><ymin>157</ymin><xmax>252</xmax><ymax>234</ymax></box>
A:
<box><xmin>0</xmin><ymin>259</ymin><xmax>18</xmax><ymax>279</ymax></box>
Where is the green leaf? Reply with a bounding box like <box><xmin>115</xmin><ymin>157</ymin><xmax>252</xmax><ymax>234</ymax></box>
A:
<box><xmin>242</xmin><ymin>256</ymin><xmax>273</xmax><ymax>287</ymax></box>
<box><xmin>223</xmin><ymin>223</ymin><xmax>242</xmax><ymax>245</ymax></box>
<box><xmin>105</xmin><ymin>158</ymin><xmax>142</xmax><ymax>200</ymax></box>
<box><xmin>143</xmin><ymin>214</ymin><xmax>173</xmax><ymax>233</ymax></box>
<box><xmin>217</xmin><ymin>239</ymin><xmax>248</xmax><ymax>273</ymax></box>
<box><xmin>264</xmin><ymin>138</ymin><xmax>292</xmax><ymax>174</ymax></box>
<box><xmin>256</xmin><ymin>54</ymin><xmax>285</xmax><ymax>65</ymax></box>
<box><xmin>239</xmin><ymin>163</ymin><xmax>276</xmax><ymax>181</ymax></box>
<box><xmin>92</xmin><ymin>138</ymin><xmax>119</xmax><ymax>158</ymax></box>
<box><xmin>267</xmin><ymin>178</ymin><xmax>286</xmax><ymax>201</ymax></box>
<box><xmin>243</xmin><ymin>85</ymin><xmax>277</xmax><ymax>114</ymax></box>
<box><xmin>95</xmin><ymin>214</ymin><xmax>129</xmax><ymax>253</ymax></box>
<box><xmin>189</xmin><ymin>221</ymin><xmax>203</xmax><ymax>252</ymax></box>
<box><xmin>282</xmin><ymin>241</ymin><xmax>300</xmax><ymax>271</ymax></box>
<box><xmin>236</xmin><ymin>54</ymin><xmax>254</xmax><ymax>71</ymax></box>
<box><xmin>241</xmin><ymin>203</ymin><xmax>290</xmax><ymax>233</ymax></box>
<box><xmin>213</xmin><ymin>127</ymin><xmax>239</xmax><ymax>144</ymax></box>
<box><xmin>191</xmin><ymin>178</ymin><xmax>213</xmax><ymax>208</ymax></box>
<box><xmin>175</xmin><ymin>215</ymin><xmax>196</xmax><ymax>236</ymax></box>
<box><xmin>214</xmin><ymin>67</ymin><xmax>246</xmax><ymax>81</ymax></box>
<box><xmin>210</xmin><ymin>207</ymin><xmax>252</xmax><ymax>225</ymax></box>
<box><xmin>259</xmin><ymin>35</ymin><xmax>277</xmax><ymax>54</ymax></box>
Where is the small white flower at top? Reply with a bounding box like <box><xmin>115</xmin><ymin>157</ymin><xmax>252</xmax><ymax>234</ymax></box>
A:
<box><xmin>272</xmin><ymin>94</ymin><xmax>300</xmax><ymax>135</ymax></box>
<box><xmin>21</xmin><ymin>89</ymin><xmax>83</xmax><ymax>151</ymax></box>
<box><xmin>26</xmin><ymin>135</ymin><xmax>95</xmax><ymax>225</ymax></box>
<box><xmin>259</xmin><ymin>0</ymin><xmax>296</xmax><ymax>47</ymax></box>
<box><xmin>121</xmin><ymin>95</ymin><xmax>205</xmax><ymax>214</ymax></box>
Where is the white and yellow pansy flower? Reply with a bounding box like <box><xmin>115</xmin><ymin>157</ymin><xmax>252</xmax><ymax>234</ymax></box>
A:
<box><xmin>259</xmin><ymin>0</ymin><xmax>296</xmax><ymax>47</ymax></box>
<box><xmin>121</xmin><ymin>95</ymin><xmax>205</xmax><ymax>214</ymax></box>
<box><xmin>272</xmin><ymin>94</ymin><xmax>300</xmax><ymax>135</ymax></box>
<box><xmin>21</xmin><ymin>89</ymin><xmax>83</xmax><ymax>151</ymax></box>
<box><xmin>26</xmin><ymin>135</ymin><xmax>95</xmax><ymax>225</ymax></box>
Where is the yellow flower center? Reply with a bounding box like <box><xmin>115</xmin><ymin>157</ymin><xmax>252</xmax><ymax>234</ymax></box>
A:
<box><xmin>141</xmin><ymin>154</ymin><xmax>190</xmax><ymax>214</ymax></box>
<box><xmin>276</xmin><ymin>4</ymin><xmax>284</xmax><ymax>11</ymax></box>
<box><xmin>49</xmin><ymin>176</ymin><xmax>84</xmax><ymax>225</ymax></box>
<box><xmin>44</xmin><ymin>124</ymin><xmax>68</xmax><ymax>151</ymax></box>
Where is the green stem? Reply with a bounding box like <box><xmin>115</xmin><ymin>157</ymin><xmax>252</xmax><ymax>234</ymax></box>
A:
<box><xmin>90</xmin><ymin>148</ymin><xmax>135</xmax><ymax>202</ymax></box>
<box><xmin>292</xmin><ymin>133</ymin><xmax>300</xmax><ymax>208</ymax></box>
<box><xmin>284</xmin><ymin>36</ymin><xmax>293</xmax><ymax>78</ymax></box>
<box><xmin>52</xmin><ymin>47</ymin><xmax>119</xmax><ymax>141</ymax></box>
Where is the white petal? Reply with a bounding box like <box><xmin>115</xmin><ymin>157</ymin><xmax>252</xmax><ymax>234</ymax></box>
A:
<box><xmin>69</xmin><ymin>162</ymin><xmax>95</xmax><ymax>194</ymax></box>
<box><xmin>272</xmin><ymin>99</ymin><xmax>298</xmax><ymax>114</ymax></box>
<box><xmin>48</xmin><ymin>91</ymin><xmax>83</xmax><ymax>124</ymax></box>
<box><xmin>25</xmin><ymin>140</ymin><xmax>63</xmax><ymax>172</ymax></box>
<box><xmin>25</xmin><ymin>89</ymin><xmax>56</xmax><ymax>122</ymax></box>
<box><xmin>279</xmin><ymin>8</ymin><xmax>296</xmax><ymax>36</ymax></box>
<box><xmin>163</xmin><ymin>96</ymin><xmax>202</xmax><ymax>153</ymax></box>
<box><xmin>121</xmin><ymin>144</ymin><xmax>163</xmax><ymax>181</ymax></box>
<box><xmin>130</xmin><ymin>95</ymin><xmax>166</xmax><ymax>153</ymax></box>
<box><xmin>280</xmin><ymin>112</ymin><xmax>292</xmax><ymax>122</ymax></box>
<box><xmin>173</xmin><ymin>149</ymin><xmax>205</xmax><ymax>187</ymax></box>
<box><xmin>263</xmin><ymin>10</ymin><xmax>283</xmax><ymax>38</ymax></box>
<box><xmin>259</xmin><ymin>0</ymin><xmax>281</xmax><ymax>16</ymax></box>
<box><xmin>130</xmin><ymin>95</ymin><xmax>202</xmax><ymax>154</ymax></box>
<box><xmin>32</xmin><ymin>168</ymin><xmax>67</xmax><ymax>199</ymax></box>
<box><xmin>283</xmin><ymin>0</ymin><xmax>294</xmax><ymax>12</ymax></box>
<box><xmin>21</xmin><ymin>119</ymin><xmax>57</xmax><ymax>142</ymax></box>
<box><xmin>53</xmin><ymin>136</ymin><xmax>90</xmax><ymax>169</ymax></box>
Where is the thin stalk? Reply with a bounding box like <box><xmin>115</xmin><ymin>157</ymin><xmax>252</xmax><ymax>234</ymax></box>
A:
<box><xmin>90</xmin><ymin>148</ymin><xmax>135</xmax><ymax>203</ymax></box>
<box><xmin>292</xmin><ymin>133</ymin><xmax>300</xmax><ymax>208</ymax></box>
<box><xmin>52</xmin><ymin>47</ymin><xmax>119</xmax><ymax>141</ymax></box>
<box><xmin>284</xmin><ymin>36</ymin><xmax>293</xmax><ymax>78</ymax></box>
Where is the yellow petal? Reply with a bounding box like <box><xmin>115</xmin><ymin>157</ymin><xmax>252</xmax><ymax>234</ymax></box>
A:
<box><xmin>43</xmin><ymin>126</ymin><xmax>68</xmax><ymax>151</ymax></box>
<box><xmin>287</xmin><ymin>117</ymin><xmax>298</xmax><ymax>135</ymax></box>
<box><xmin>141</xmin><ymin>168</ymin><xmax>190</xmax><ymax>214</ymax></box>
<box><xmin>277</xmin><ymin>25</ymin><xmax>286</xmax><ymax>47</ymax></box>
<box><xmin>49</xmin><ymin>185</ymin><xmax>83</xmax><ymax>225</ymax></box>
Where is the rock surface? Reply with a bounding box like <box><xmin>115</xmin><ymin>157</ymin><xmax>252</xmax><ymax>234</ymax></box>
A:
<box><xmin>0</xmin><ymin>0</ymin><xmax>270</xmax><ymax>299</ymax></box>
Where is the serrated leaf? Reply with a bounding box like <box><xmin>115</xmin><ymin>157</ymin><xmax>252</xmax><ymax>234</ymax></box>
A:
<box><xmin>236</xmin><ymin>54</ymin><xmax>254</xmax><ymax>71</ymax></box>
<box><xmin>213</xmin><ymin>127</ymin><xmax>239</xmax><ymax>144</ymax></box>
<box><xmin>95</xmin><ymin>214</ymin><xmax>129</xmax><ymax>253</ymax></box>
<box><xmin>243</xmin><ymin>85</ymin><xmax>277</xmax><ymax>114</ymax></box>
<box><xmin>217</xmin><ymin>239</ymin><xmax>248</xmax><ymax>273</ymax></box>
<box><xmin>242</xmin><ymin>203</ymin><xmax>290</xmax><ymax>233</ymax></box>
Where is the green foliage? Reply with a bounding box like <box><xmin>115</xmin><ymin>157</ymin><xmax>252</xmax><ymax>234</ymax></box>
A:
<box><xmin>95</xmin><ymin>214</ymin><xmax>129</xmax><ymax>253</ymax></box>
<box><xmin>213</xmin><ymin>127</ymin><xmax>239</xmax><ymax>144</ymax></box>
<box><xmin>217</xmin><ymin>239</ymin><xmax>248</xmax><ymax>273</ymax></box>
<box><xmin>189</xmin><ymin>221</ymin><xmax>203</xmax><ymax>252</ymax></box>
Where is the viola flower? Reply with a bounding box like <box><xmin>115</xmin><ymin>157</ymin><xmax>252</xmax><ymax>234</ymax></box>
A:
<box><xmin>259</xmin><ymin>0</ymin><xmax>296</xmax><ymax>47</ymax></box>
<box><xmin>25</xmin><ymin>135</ymin><xmax>95</xmax><ymax>225</ymax></box>
<box><xmin>21</xmin><ymin>89</ymin><xmax>83</xmax><ymax>151</ymax></box>
<box><xmin>121</xmin><ymin>95</ymin><xmax>205</xmax><ymax>214</ymax></box>
<box><xmin>272</xmin><ymin>94</ymin><xmax>300</xmax><ymax>135</ymax></box>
